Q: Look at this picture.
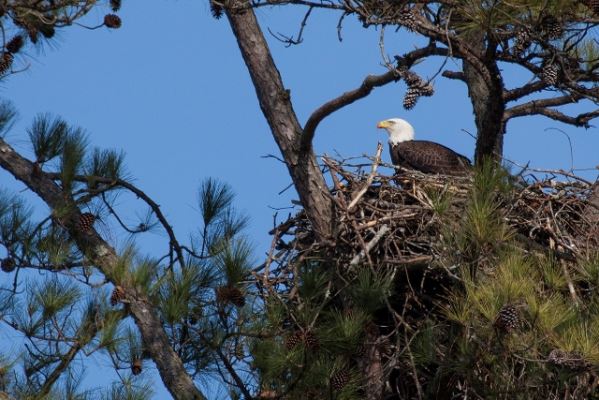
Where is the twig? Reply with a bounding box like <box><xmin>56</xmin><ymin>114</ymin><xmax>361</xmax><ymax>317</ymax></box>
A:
<box><xmin>347</xmin><ymin>143</ymin><xmax>383</xmax><ymax>212</ymax></box>
<box><xmin>349</xmin><ymin>225</ymin><xmax>390</xmax><ymax>268</ymax></box>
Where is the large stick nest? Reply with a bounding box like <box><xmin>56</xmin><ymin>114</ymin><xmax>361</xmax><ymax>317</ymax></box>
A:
<box><xmin>251</xmin><ymin>147</ymin><xmax>599</xmax><ymax>398</ymax></box>
<box><xmin>265</xmin><ymin>148</ymin><xmax>599</xmax><ymax>280</ymax></box>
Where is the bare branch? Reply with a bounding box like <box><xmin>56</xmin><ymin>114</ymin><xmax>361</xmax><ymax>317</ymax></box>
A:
<box><xmin>505</xmin><ymin>89</ymin><xmax>599</xmax><ymax>127</ymax></box>
<box><xmin>441</xmin><ymin>70</ymin><xmax>465</xmax><ymax>81</ymax></box>
<box><xmin>503</xmin><ymin>81</ymin><xmax>549</xmax><ymax>102</ymax></box>
<box><xmin>36</xmin><ymin>309</ymin><xmax>127</xmax><ymax>398</ymax></box>
<box><xmin>301</xmin><ymin>43</ymin><xmax>448</xmax><ymax>152</ymax></box>
<box><xmin>267</xmin><ymin>6</ymin><xmax>313</xmax><ymax>47</ymax></box>
<box><xmin>505</xmin><ymin>100</ymin><xmax>599</xmax><ymax>127</ymax></box>
<box><xmin>301</xmin><ymin>69</ymin><xmax>400</xmax><ymax>151</ymax></box>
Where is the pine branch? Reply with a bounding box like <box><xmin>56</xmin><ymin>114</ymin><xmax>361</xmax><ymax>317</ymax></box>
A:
<box><xmin>0</xmin><ymin>138</ymin><xmax>206</xmax><ymax>400</ymax></box>
<box><xmin>35</xmin><ymin>309</ymin><xmax>127</xmax><ymax>399</ymax></box>
<box><xmin>46</xmin><ymin>173</ymin><xmax>187</xmax><ymax>270</ymax></box>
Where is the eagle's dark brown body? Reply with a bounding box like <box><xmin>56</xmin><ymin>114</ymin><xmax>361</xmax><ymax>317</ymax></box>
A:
<box><xmin>390</xmin><ymin>140</ymin><xmax>471</xmax><ymax>175</ymax></box>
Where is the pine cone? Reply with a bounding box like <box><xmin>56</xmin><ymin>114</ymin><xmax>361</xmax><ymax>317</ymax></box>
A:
<box><xmin>403</xmin><ymin>87</ymin><xmax>419</xmax><ymax>110</ymax></box>
<box><xmin>399</xmin><ymin>8</ymin><xmax>416</xmax><ymax>31</ymax></box>
<box><xmin>285</xmin><ymin>332</ymin><xmax>303</xmax><ymax>350</ymax></box>
<box><xmin>548</xmin><ymin>349</ymin><xmax>591</xmax><ymax>371</ymax></box>
<box><xmin>303</xmin><ymin>330</ymin><xmax>320</xmax><ymax>351</ymax></box>
<box><xmin>403</xmin><ymin>72</ymin><xmax>422</xmax><ymax>87</ymax></box>
<box><xmin>541</xmin><ymin>63</ymin><xmax>560</xmax><ymax>85</ymax></box>
<box><xmin>216</xmin><ymin>286</ymin><xmax>246</xmax><ymax>307</ymax></box>
<box><xmin>1</xmin><ymin>257</ymin><xmax>16</xmax><ymax>273</ymax></box>
<box><xmin>104</xmin><ymin>14</ymin><xmax>122</xmax><ymax>29</ymax></box>
<box><xmin>513</xmin><ymin>28</ymin><xmax>531</xmax><ymax>55</ymax></box>
<box><xmin>494</xmin><ymin>304</ymin><xmax>520</xmax><ymax>331</ymax></box>
<box><xmin>131</xmin><ymin>358</ymin><xmax>142</xmax><ymax>375</ymax></box>
<box><xmin>110</xmin><ymin>0</ymin><xmax>122</xmax><ymax>12</ymax></box>
<box><xmin>110</xmin><ymin>285</ymin><xmax>126</xmax><ymax>306</ymax></box>
<box><xmin>0</xmin><ymin>53</ymin><xmax>13</xmax><ymax>75</ymax></box>
<box><xmin>541</xmin><ymin>15</ymin><xmax>563</xmax><ymax>40</ymax></box>
<box><xmin>6</xmin><ymin>36</ymin><xmax>24</xmax><ymax>54</ymax></box>
<box><xmin>76</xmin><ymin>212</ymin><xmax>96</xmax><ymax>232</ymax></box>
<box><xmin>417</xmin><ymin>82</ymin><xmax>434</xmax><ymax>97</ymax></box>
<box><xmin>330</xmin><ymin>369</ymin><xmax>351</xmax><ymax>391</ymax></box>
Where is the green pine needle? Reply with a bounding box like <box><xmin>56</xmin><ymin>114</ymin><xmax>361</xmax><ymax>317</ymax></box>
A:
<box><xmin>28</xmin><ymin>113</ymin><xmax>69</xmax><ymax>163</ymax></box>
<box><xmin>131</xmin><ymin>256</ymin><xmax>160</xmax><ymax>293</ymax></box>
<box><xmin>98</xmin><ymin>310</ymin><xmax>123</xmax><ymax>353</ymax></box>
<box><xmin>0</xmin><ymin>100</ymin><xmax>17</xmax><ymax>138</ymax></box>
<box><xmin>60</xmin><ymin>128</ymin><xmax>88</xmax><ymax>191</ymax></box>
<box><xmin>86</xmin><ymin>147</ymin><xmax>126</xmax><ymax>181</ymax></box>
<box><xmin>31</xmin><ymin>278</ymin><xmax>80</xmax><ymax>320</ymax></box>
<box><xmin>348</xmin><ymin>267</ymin><xmax>392</xmax><ymax>313</ymax></box>
<box><xmin>199</xmin><ymin>178</ymin><xmax>235</xmax><ymax>227</ymax></box>
<box><xmin>212</xmin><ymin>238</ymin><xmax>253</xmax><ymax>286</ymax></box>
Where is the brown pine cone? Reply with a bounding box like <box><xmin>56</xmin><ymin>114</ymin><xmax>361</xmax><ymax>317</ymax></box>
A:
<box><xmin>1</xmin><ymin>257</ymin><xmax>16</xmax><ymax>273</ymax></box>
<box><xmin>6</xmin><ymin>36</ymin><xmax>24</xmax><ymax>54</ymax></box>
<box><xmin>131</xmin><ymin>358</ymin><xmax>142</xmax><ymax>375</ymax></box>
<box><xmin>494</xmin><ymin>304</ymin><xmax>520</xmax><ymax>332</ymax></box>
<box><xmin>330</xmin><ymin>369</ymin><xmax>351</xmax><ymax>391</ymax></box>
<box><xmin>104</xmin><ymin>14</ymin><xmax>122</xmax><ymax>29</ymax></box>
<box><xmin>110</xmin><ymin>285</ymin><xmax>126</xmax><ymax>306</ymax></box>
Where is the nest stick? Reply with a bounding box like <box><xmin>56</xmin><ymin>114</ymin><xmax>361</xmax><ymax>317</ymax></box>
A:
<box><xmin>349</xmin><ymin>224</ymin><xmax>390</xmax><ymax>268</ymax></box>
<box><xmin>347</xmin><ymin>142</ymin><xmax>383</xmax><ymax>212</ymax></box>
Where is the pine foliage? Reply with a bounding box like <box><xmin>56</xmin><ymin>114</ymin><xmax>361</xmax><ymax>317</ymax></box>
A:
<box><xmin>0</xmin><ymin>108</ymin><xmax>259</xmax><ymax>397</ymax></box>
<box><xmin>247</xmin><ymin>156</ymin><xmax>599</xmax><ymax>399</ymax></box>
<box><xmin>28</xmin><ymin>114</ymin><xmax>69</xmax><ymax>164</ymax></box>
<box><xmin>0</xmin><ymin>100</ymin><xmax>17</xmax><ymax>138</ymax></box>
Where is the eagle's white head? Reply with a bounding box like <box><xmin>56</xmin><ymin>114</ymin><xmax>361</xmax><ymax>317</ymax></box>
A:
<box><xmin>376</xmin><ymin>118</ymin><xmax>415</xmax><ymax>145</ymax></box>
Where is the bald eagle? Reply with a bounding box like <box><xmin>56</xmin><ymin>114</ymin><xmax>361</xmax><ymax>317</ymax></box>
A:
<box><xmin>376</xmin><ymin>118</ymin><xmax>471</xmax><ymax>175</ymax></box>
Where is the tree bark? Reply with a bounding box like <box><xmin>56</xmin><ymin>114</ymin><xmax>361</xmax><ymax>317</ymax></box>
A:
<box><xmin>462</xmin><ymin>35</ymin><xmax>505</xmax><ymax>165</ymax></box>
<box><xmin>0</xmin><ymin>140</ymin><xmax>205</xmax><ymax>400</ymax></box>
<box><xmin>583</xmin><ymin>181</ymin><xmax>599</xmax><ymax>246</ymax></box>
<box><xmin>225</xmin><ymin>4</ymin><xmax>334</xmax><ymax>241</ymax></box>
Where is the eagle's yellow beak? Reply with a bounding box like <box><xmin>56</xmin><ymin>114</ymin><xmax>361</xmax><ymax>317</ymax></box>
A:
<box><xmin>377</xmin><ymin>120</ymin><xmax>389</xmax><ymax>129</ymax></box>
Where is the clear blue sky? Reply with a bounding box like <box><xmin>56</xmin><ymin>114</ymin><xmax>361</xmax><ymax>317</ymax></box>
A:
<box><xmin>1</xmin><ymin>1</ymin><xmax>598</xmax><ymax>398</ymax></box>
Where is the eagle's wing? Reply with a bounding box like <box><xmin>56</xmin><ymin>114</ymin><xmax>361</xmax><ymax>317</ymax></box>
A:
<box><xmin>395</xmin><ymin>141</ymin><xmax>471</xmax><ymax>174</ymax></box>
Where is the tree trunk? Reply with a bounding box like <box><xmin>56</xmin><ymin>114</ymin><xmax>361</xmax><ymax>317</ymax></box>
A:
<box><xmin>0</xmin><ymin>140</ymin><xmax>205</xmax><ymax>400</ymax></box>
<box><xmin>583</xmin><ymin>181</ymin><xmax>599</xmax><ymax>246</ymax></box>
<box><xmin>225</xmin><ymin>5</ymin><xmax>334</xmax><ymax>241</ymax></box>
<box><xmin>462</xmin><ymin>36</ymin><xmax>505</xmax><ymax>165</ymax></box>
